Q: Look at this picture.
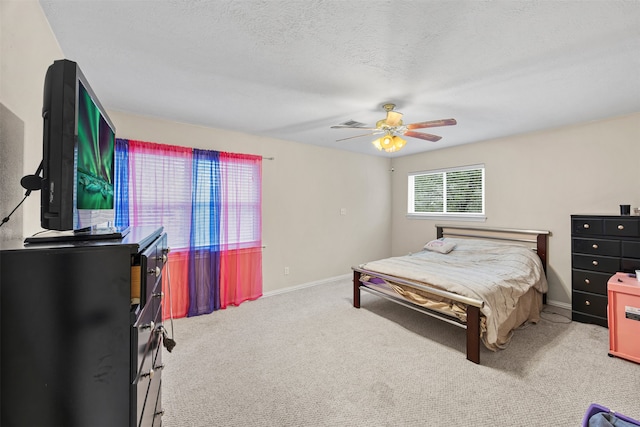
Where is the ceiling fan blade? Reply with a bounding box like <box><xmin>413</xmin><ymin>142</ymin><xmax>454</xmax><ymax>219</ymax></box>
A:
<box><xmin>404</xmin><ymin>130</ymin><xmax>442</xmax><ymax>142</ymax></box>
<box><xmin>330</xmin><ymin>125</ymin><xmax>377</xmax><ymax>130</ymax></box>
<box><xmin>406</xmin><ymin>118</ymin><xmax>457</xmax><ymax>130</ymax></box>
<box><xmin>335</xmin><ymin>131</ymin><xmax>380</xmax><ymax>142</ymax></box>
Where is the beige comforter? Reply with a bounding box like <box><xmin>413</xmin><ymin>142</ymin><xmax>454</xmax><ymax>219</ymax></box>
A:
<box><xmin>359</xmin><ymin>238</ymin><xmax>548</xmax><ymax>350</ymax></box>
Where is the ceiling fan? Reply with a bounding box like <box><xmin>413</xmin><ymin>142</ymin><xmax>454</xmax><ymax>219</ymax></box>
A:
<box><xmin>331</xmin><ymin>103</ymin><xmax>457</xmax><ymax>153</ymax></box>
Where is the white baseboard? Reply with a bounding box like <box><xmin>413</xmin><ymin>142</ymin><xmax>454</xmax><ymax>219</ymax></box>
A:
<box><xmin>263</xmin><ymin>274</ymin><xmax>351</xmax><ymax>298</ymax></box>
<box><xmin>546</xmin><ymin>299</ymin><xmax>571</xmax><ymax>311</ymax></box>
<box><xmin>545</xmin><ymin>299</ymin><xmax>571</xmax><ymax>318</ymax></box>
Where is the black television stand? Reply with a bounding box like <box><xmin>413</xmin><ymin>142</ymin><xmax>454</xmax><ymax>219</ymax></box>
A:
<box><xmin>24</xmin><ymin>225</ymin><xmax>131</xmax><ymax>244</ymax></box>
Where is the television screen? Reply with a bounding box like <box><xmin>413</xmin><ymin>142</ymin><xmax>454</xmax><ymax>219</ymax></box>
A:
<box><xmin>75</xmin><ymin>80</ymin><xmax>115</xmax><ymax>228</ymax></box>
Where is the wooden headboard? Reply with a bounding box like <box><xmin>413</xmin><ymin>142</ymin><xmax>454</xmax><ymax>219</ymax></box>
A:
<box><xmin>436</xmin><ymin>225</ymin><xmax>550</xmax><ymax>272</ymax></box>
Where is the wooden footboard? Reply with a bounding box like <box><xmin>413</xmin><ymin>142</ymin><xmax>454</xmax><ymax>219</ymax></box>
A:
<box><xmin>352</xmin><ymin>225</ymin><xmax>550</xmax><ymax>365</ymax></box>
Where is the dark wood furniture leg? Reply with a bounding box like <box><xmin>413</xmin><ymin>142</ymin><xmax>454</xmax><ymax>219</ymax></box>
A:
<box><xmin>353</xmin><ymin>270</ymin><xmax>361</xmax><ymax>308</ymax></box>
<box><xmin>466</xmin><ymin>305</ymin><xmax>481</xmax><ymax>364</ymax></box>
<box><xmin>537</xmin><ymin>233</ymin><xmax>549</xmax><ymax>305</ymax></box>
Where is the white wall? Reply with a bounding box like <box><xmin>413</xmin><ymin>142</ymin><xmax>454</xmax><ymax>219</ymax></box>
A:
<box><xmin>390</xmin><ymin>113</ymin><xmax>640</xmax><ymax>306</ymax></box>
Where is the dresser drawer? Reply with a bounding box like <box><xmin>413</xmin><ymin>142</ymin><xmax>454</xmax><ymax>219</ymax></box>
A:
<box><xmin>572</xmin><ymin>290</ymin><xmax>608</xmax><ymax>319</ymax></box>
<box><xmin>571</xmin><ymin>311</ymin><xmax>608</xmax><ymax>327</ymax></box>
<box><xmin>133</xmin><ymin>319</ymin><xmax>162</xmax><ymax>427</ymax></box>
<box><xmin>572</xmin><ymin>218</ymin><xmax>603</xmax><ymax>235</ymax></box>
<box><xmin>141</xmin><ymin>246</ymin><xmax>160</xmax><ymax>307</ymax></box>
<box><xmin>572</xmin><ymin>254</ymin><xmax>620</xmax><ymax>273</ymax></box>
<box><xmin>604</xmin><ymin>218</ymin><xmax>640</xmax><ymax>237</ymax></box>
<box><xmin>572</xmin><ymin>238</ymin><xmax>620</xmax><ymax>256</ymax></box>
<box><xmin>572</xmin><ymin>269</ymin><xmax>610</xmax><ymax>295</ymax></box>
<box><xmin>152</xmin><ymin>382</ymin><xmax>163</xmax><ymax>427</ymax></box>
<box><xmin>622</xmin><ymin>258</ymin><xmax>640</xmax><ymax>272</ymax></box>
<box><xmin>145</xmin><ymin>274</ymin><xmax>164</xmax><ymax>320</ymax></box>
<box><xmin>622</xmin><ymin>241</ymin><xmax>640</xmax><ymax>259</ymax></box>
<box><xmin>133</xmin><ymin>324</ymin><xmax>152</xmax><ymax>425</ymax></box>
<box><xmin>139</xmin><ymin>342</ymin><xmax>162</xmax><ymax>427</ymax></box>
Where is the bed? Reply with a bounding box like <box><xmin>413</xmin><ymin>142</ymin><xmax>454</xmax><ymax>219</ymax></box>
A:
<box><xmin>352</xmin><ymin>225</ymin><xmax>550</xmax><ymax>364</ymax></box>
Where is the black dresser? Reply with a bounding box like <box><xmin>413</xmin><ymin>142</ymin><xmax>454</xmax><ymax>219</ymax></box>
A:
<box><xmin>0</xmin><ymin>226</ymin><xmax>168</xmax><ymax>427</ymax></box>
<box><xmin>571</xmin><ymin>215</ymin><xmax>640</xmax><ymax>327</ymax></box>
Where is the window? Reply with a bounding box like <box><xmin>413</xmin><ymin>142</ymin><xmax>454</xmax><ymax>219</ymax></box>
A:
<box><xmin>218</xmin><ymin>159</ymin><xmax>262</xmax><ymax>248</ymax></box>
<box><xmin>407</xmin><ymin>164</ymin><xmax>485</xmax><ymax>220</ymax></box>
<box><xmin>191</xmin><ymin>152</ymin><xmax>262</xmax><ymax>249</ymax></box>
<box><xmin>128</xmin><ymin>143</ymin><xmax>193</xmax><ymax>249</ymax></box>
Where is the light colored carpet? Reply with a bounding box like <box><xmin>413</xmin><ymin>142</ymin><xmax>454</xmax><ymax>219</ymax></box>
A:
<box><xmin>161</xmin><ymin>278</ymin><xmax>640</xmax><ymax>426</ymax></box>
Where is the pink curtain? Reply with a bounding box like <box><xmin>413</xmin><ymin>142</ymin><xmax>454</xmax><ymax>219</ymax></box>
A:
<box><xmin>128</xmin><ymin>140</ymin><xmax>193</xmax><ymax>320</ymax></box>
<box><xmin>162</xmin><ymin>249</ymin><xmax>190</xmax><ymax>319</ymax></box>
<box><xmin>219</xmin><ymin>152</ymin><xmax>263</xmax><ymax>308</ymax></box>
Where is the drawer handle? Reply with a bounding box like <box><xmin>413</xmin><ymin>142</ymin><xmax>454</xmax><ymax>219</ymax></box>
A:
<box><xmin>583</xmin><ymin>223</ymin><xmax>590</xmax><ymax>229</ymax></box>
<box><xmin>140</xmin><ymin>368</ymin><xmax>155</xmax><ymax>380</ymax></box>
<box><xmin>152</xmin><ymin>291</ymin><xmax>164</xmax><ymax>299</ymax></box>
<box><xmin>592</xmin><ymin>244</ymin><xmax>598</xmax><ymax>249</ymax></box>
<box><xmin>585</xmin><ymin>300</ymin><xmax>591</xmax><ymax>306</ymax></box>
<box><xmin>592</xmin><ymin>260</ymin><xmax>598</xmax><ymax>266</ymax></box>
<box><xmin>140</xmin><ymin>364</ymin><xmax>165</xmax><ymax>382</ymax></box>
<box><xmin>139</xmin><ymin>321</ymin><xmax>155</xmax><ymax>331</ymax></box>
<box><xmin>584</xmin><ymin>278</ymin><xmax>590</xmax><ymax>284</ymax></box>
<box><xmin>148</xmin><ymin>266</ymin><xmax>161</xmax><ymax>277</ymax></box>
<box><xmin>618</xmin><ymin>224</ymin><xmax>624</xmax><ymax>230</ymax></box>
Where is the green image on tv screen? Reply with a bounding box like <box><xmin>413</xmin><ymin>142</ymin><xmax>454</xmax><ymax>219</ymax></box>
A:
<box><xmin>76</xmin><ymin>81</ymin><xmax>114</xmax><ymax>210</ymax></box>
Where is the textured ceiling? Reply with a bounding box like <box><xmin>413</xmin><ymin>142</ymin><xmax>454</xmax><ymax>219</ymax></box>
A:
<box><xmin>39</xmin><ymin>0</ymin><xmax>640</xmax><ymax>157</ymax></box>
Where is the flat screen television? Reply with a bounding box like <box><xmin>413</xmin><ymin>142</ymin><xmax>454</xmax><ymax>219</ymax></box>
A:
<box><xmin>24</xmin><ymin>59</ymin><xmax>128</xmax><ymax>243</ymax></box>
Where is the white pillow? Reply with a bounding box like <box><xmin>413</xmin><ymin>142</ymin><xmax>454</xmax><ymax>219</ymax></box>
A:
<box><xmin>424</xmin><ymin>239</ymin><xmax>456</xmax><ymax>254</ymax></box>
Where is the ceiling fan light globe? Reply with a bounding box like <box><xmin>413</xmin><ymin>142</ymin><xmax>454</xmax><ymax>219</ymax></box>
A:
<box><xmin>386</xmin><ymin>111</ymin><xmax>403</xmax><ymax>127</ymax></box>
<box><xmin>372</xmin><ymin>138</ymin><xmax>383</xmax><ymax>151</ymax></box>
<box><xmin>393</xmin><ymin>136</ymin><xmax>406</xmax><ymax>150</ymax></box>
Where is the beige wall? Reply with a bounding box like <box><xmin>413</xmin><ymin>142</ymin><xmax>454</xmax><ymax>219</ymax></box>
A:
<box><xmin>108</xmin><ymin>111</ymin><xmax>392</xmax><ymax>292</ymax></box>
<box><xmin>390</xmin><ymin>113</ymin><xmax>640</xmax><ymax>307</ymax></box>
<box><xmin>1</xmin><ymin>0</ymin><xmax>64</xmax><ymax>237</ymax></box>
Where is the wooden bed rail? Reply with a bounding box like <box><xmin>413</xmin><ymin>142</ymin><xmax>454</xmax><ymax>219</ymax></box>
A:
<box><xmin>353</xmin><ymin>267</ymin><xmax>484</xmax><ymax>308</ymax></box>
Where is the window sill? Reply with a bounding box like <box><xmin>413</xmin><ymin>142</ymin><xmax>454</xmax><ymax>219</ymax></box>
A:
<box><xmin>406</xmin><ymin>213</ymin><xmax>487</xmax><ymax>222</ymax></box>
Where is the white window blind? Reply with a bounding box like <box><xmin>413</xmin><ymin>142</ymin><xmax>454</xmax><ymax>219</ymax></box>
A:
<box><xmin>408</xmin><ymin>164</ymin><xmax>485</xmax><ymax>219</ymax></box>
<box><xmin>219</xmin><ymin>160</ymin><xmax>261</xmax><ymax>248</ymax></box>
<box><xmin>129</xmin><ymin>150</ymin><xmax>193</xmax><ymax>249</ymax></box>
<box><xmin>129</xmin><ymin>146</ymin><xmax>262</xmax><ymax>251</ymax></box>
